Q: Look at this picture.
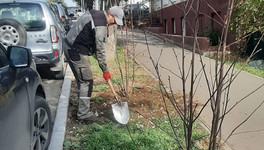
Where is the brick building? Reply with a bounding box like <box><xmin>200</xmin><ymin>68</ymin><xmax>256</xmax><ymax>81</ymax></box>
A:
<box><xmin>147</xmin><ymin>0</ymin><xmax>235</xmax><ymax>51</ymax></box>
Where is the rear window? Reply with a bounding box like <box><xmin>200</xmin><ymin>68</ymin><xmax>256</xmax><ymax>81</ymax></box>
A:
<box><xmin>0</xmin><ymin>3</ymin><xmax>46</xmax><ymax>31</ymax></box>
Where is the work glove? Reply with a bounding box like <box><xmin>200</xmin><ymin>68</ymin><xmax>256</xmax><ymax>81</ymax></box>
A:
<box><xmin>103</xmin><ymin>72</ymin><xmax>111</xmax><ymax>82</ymax></box>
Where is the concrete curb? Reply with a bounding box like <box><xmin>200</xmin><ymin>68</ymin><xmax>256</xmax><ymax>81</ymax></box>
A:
<box><xmin>48</xmin><ymin>65</ymin><xmax>72</xmax><ymax>150</ymax></box>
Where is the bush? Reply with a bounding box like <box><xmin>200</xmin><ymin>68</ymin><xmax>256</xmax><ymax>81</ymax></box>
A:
<box><xmin>207</xmin><ymin>28</ymin><xmax>220</xmax><ymax>46</ymax></box>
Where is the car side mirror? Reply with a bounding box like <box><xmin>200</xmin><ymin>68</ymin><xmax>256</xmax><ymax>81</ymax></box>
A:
<box><xmin>7</xmin><ymin>46</ymin><xmax>32</xmax><ymax>68</ymax></box>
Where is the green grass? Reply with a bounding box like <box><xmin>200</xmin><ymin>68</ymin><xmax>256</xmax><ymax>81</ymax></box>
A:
<box><xmin>90</xmin><ymin>45</ymin><xmax>127</xmax><ymax>76</ymax></box>
<box><xmin>111</xmin><ymin>77</ymin><xmax>123</xmax><ymax>85</ymax></box>
<box><xmin>90</xmin><ymin>55</ymin><xmax>102</xmax><ymax>75</ymax></box>
<box><xmin>93</xmin><ymin>84</ymin><xmax>109</xmax><ymax>92</ymax></box>
<box><xmin>64</xmin><ymin>117</ymin><xmax>206</xmax><ymax>150</ymax></box>
<box><xmin>91</xmin><ymin>96</ymin><xmax>106</xmax><ymax>103</ymax></box>
<box><xmin>63</xmin><ymin>141</ymin><xmax>81</xmax><ymax>150</ymax></box>
<box><xmin>226</xmin><ymin>61</ymin><xmax>264</xmax><ymax>78</ymax></box>
<box><xmin>132</xmin><ymin>87</ymin><xmax>141</xmax><ymax>92</ymax></box>
<box><xmin>116</xmin><ymin>45</ymin><xmax>125</xmax><ymax>63</ymax></box>
<box><xmin>114</xmin><ymin>45</ymin><xmax>137</xmax><ymax>70</ymax></box>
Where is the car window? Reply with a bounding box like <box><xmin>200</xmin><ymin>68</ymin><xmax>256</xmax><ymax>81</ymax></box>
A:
<box><xmin>0</xmin><ymin>45</ymin><xmax>9</xmax><ymax>68</ymax></box>
<box><xmin>61</xmin><ymin>5</ymin><xmax>69</xmax><ymax>16</ymax></box>
<box><xmin>57</xmin><ymin>5</ymin><xmax>66</xmax><ymax>17</ymax></box>
<box><xmin>52</xmin><ymin>4</ymin><xmax>60</xmax><ymax>16</ymax></box>
<box><xmin>49</xmin><ymin>3</ymin><xmax>63</xmax><ymax>24</ymax></box>
<box><xmin>0</xmin><ymin>3</ymin><xmax>46</xmax><ymax>31</ymax></box>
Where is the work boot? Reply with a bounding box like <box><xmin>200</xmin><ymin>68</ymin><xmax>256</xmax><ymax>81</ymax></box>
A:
<box><xmin>77</xmin><ymin>97</ymin><xmax>98</xmax><ymax>121</ymax></box>
<box><xmin>78</xmin><ymin>110</ymin><xmax>99</xmax><ymax>121</ymax></box>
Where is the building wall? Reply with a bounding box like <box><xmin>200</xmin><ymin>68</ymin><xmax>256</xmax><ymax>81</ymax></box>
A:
<box><xmin>148</xmin><ymin>0</ymin><xmax>235</xmax><ymax>50</ymax></box>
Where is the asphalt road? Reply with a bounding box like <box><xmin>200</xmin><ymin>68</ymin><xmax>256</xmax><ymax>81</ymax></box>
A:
<box><xmin>36</xmin><ymin>64</ymin><xmax>65</xmax><ymax>122</ymax></box>
<box><xmin>43</xmin><ymin>79</ymin><xmax>63</xmax><ymax>122</ymax></box>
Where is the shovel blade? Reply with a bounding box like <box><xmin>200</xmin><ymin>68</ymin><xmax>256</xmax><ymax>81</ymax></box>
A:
<box><xmin>111</xmin><ymin>102</ymin><xmax>130</xmax><ymax>124</ymax></box>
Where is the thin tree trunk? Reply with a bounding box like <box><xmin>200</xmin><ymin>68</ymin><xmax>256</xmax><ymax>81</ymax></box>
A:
<box><xmin>186</xmin><ymin>0</ymin><xmax>200</xmax><ymax>149</ymax></box>
<box><xmin>209</xmin><ymin>0</ymin><xmax>235</xmax><ymax>149</ymax></box>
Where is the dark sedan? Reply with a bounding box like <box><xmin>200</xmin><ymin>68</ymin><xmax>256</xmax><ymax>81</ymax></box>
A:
<box><xmin>0</xmin><ymin>43</ymin><xmax>52</xmax><ymax>150</ymax></box>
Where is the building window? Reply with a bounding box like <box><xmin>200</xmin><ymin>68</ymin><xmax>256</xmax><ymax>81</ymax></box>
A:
<box><xmin>172</xmin><ymin>18</ymin><xmax>176</xmax><ymax>34</ymax></box>
<box><xmin>170</xmin><ymin>0</ymin><xmax>184</xmax><ymax>3</ymax></box>
<box><xmin>163</xmin><ymin>0</ymin><xmax>168</xmax><ymax>5</ymax></box>
<box><xmin>156</xmin><ymin>1</ymin><xmax>161</xmax><ymax>9</ymax></box>
<box><xmin>156</xmin><ymin>17</ymin><xmax>160</xmax><ymax>24</ymax></box>
<box><xmin>211</xmin><ymin>11</ymin><xmax>221</xmax><ymax>28</ymax></box>
<box><xmin>198</xmin><ymin>14</ymin><xmax>204</xmax><ymax>36</ymax></box>
<box><xmin>181</xmin><ymin>17</ymin><xmax>186</xmax><ymax>36</ymax></box>
<box><xmin>164</xmin><ymin>19</ymin><xmax>168</xmax><ymax>34</ymax></box>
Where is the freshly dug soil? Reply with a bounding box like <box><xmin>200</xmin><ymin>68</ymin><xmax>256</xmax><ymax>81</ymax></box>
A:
<box><xmin>64</xmin><ymin>52</ymin><xmax>203</xmax><ymax>148</ymax></box>
<box><xmin>65</xmin><ymin>62</ymin><xmax>185</xmax><ymax>143</ymax></box>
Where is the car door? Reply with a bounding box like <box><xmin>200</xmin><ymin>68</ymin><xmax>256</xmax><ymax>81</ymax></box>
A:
<box><xmin>0</xmin><ymin>45</ymin><xmax>31</xmax><ymax>150</ymax></box>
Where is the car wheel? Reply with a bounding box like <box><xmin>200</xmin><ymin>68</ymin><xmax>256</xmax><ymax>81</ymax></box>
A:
<box><xmin>0</xmin><ymin>19</ymin><xmax>27</xmax><ymax>48</ymax></box>
<box><xmin>54</xmin><ymin>54</ymin><xmax>65</xmax><ymax>79</ymax></box>
<box><xmin>32</xmin><ymin>96</ymin><xmax>52</xmax><ymax>150</ymax></box>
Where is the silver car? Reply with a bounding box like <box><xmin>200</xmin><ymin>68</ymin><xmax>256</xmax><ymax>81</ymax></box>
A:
<box><xmin>0</xmin><ymin>0</ymin><xmax>66</xmax><ymax>79</ymax></box>
<box><xmin>51</xmin><ymin>2</ymin><xmax>73</xmax><ymax>32</ymax></box>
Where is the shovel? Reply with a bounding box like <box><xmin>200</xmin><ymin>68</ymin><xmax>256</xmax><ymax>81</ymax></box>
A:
<box><xmin>107</xmin><ymin>80</ymin><xmax>130</xmax><ymax>124</ymax></box>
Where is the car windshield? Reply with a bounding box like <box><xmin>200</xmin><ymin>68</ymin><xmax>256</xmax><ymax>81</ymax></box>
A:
<box><xmin>0</xmin><ymin>3</ymin><xmax>46</xmax><ymax>31</ymax></box>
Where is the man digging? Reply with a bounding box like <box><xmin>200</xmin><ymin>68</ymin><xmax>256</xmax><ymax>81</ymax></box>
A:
<box><xmin>64</xmin><ymin>6</ymin><xmax>124</xmax><ymax>121</ymax></box>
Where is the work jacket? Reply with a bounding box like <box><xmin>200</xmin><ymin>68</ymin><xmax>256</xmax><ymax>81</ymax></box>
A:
<box><xmin>66</xmin><ymin>10</ymin><xmax>109</xmax><ymax>73</ymax></box>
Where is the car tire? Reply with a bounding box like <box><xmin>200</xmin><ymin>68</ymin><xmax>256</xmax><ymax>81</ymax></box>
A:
<box><xmin>54</xmin><ymin>54</ymin><xmax>65</xmax><ymax>79</ymax></box>
<box><xmin>0</xmin><ymin>19</ymin><xmax>27</xmax><ymax>48</ymax></box>
<box><xmin>32</xmin><ymin>96</ymin><xmax>52</xmax><ymax>150</ymax></box>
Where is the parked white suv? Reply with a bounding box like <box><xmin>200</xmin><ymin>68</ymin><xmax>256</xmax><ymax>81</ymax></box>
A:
<box><xmin>0</xmin><ymin>0</ymin><xmax>66</xmax><ymax>78</ymax></box>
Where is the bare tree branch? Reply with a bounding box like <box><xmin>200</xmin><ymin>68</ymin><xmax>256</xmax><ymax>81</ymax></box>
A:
<box><xmin>201</xmin><ymin>0</ymin><xmax>225</xmax><ymax>23</ymax></box>
<box><xmin>168</xmin><ymin>76</ymin><xmax>185</xmax><ymax>118</ymax></box>
<box><xmin>209</xmin><ymin>0</ymin><xmax>235</xmax><ymax>148</ymax></box>
<box><xmin>160</xmin><ymin>65</ymin><xmax>182</xmax><ymax>79</ymax></box>
<box><xmin>193</xmin><ymin>71</ymin><xmax>203</xmax><ymax>97</ymax></box>
<box><xmin>172</xmin><ymin>49</ymin><xmax>183</xmax><ymax>77</ymax></box>
<box><xmin>223</xmin><ymin>99</ymin><xmax>264</xmax><ymax>144</ymax></box>
<box><xmin>220</xmin><ymin>83</ymin><xmax>264</xmax><ymax>119</ymax></box>
<box><xmin>198</xmin><ymin>12</ymin><xmax>224</xmax><ymax>27</ymax></box>
<box><xmin>226</xmin><ymin>27</ymin><xmax>264</xmax><ymax>48</ymax></box>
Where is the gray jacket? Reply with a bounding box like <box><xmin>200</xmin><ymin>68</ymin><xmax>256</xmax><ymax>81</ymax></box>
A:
<box><xmin>66</xmin><ymin>10</ymin><xmax>109</xmax><ymax>73</ymax></box>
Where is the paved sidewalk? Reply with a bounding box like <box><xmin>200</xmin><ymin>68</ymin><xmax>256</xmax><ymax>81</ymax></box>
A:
<box><xmin>118</xmin><ymin>30</ymin><xmax>264</xmax><ymax>150</ymax></box>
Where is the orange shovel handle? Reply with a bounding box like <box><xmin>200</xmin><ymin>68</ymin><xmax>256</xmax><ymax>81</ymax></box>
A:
<box><xmin>107</xmin><ymin>80</ymin><xmax>119</xmax><ymax>102</ymax></box>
